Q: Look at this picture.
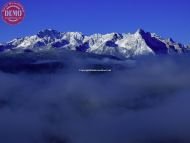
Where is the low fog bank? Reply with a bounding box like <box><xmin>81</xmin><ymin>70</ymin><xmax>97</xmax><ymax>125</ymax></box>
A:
<box><xmin>0</xmin><ymin>56</ymin><xmax>190</xmax><ymax>143</ymax></box>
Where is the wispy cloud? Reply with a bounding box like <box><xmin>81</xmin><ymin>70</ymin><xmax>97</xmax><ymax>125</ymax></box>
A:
<box><xmin>0</xmin><ymin>56</ymin><xmax>190</xmax><ymax>143</ymax></box>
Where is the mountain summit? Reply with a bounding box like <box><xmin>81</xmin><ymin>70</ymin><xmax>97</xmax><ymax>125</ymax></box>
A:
<box><xmin>0</xmin><ymin>29</ymin><xmax>189</xmax><ymax>58</ymax></box>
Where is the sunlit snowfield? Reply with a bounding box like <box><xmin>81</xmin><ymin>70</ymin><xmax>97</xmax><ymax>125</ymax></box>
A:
<box><xmin>0</xmin><ymin>55</ymin><xmax>190</xmax><ymax>143</ymax></box>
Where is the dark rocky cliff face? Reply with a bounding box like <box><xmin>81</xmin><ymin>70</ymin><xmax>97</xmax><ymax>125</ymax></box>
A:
<box><xmin>139</xmin><ymin>29</ymin><xmax>168</xmax><ymax>54</ymax></box>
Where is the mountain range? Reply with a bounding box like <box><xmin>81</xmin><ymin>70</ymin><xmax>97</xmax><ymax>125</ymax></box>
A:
<box><xmin>0</xmin><ymin>29</ymin><xmax>189</xmax><ymax>59</ymax></box>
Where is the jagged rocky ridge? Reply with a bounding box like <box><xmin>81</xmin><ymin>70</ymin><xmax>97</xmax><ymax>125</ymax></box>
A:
<box><xmin>0</xmin><ymin>29</ymin><xmax>189</xmax><ymax>59</ymax></box>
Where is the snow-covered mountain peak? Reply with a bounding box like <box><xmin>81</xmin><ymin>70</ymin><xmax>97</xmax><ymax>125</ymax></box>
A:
<box><xmin>62</xmin><ymin>32</ymin><xmax>84</xmax><ymax>40</ymax></box>
<box><xmin>136</xmin><ymin>28</ymin><xmax>145</xmax><ymax>33</ymax></box>
<box><xmin>167</xmin><ymin>38</ymin><xmax>175</xmax><ymax>43</ymax></box>
<box><xmin>135</xmin><ymin>28</ymin><xmax>146</xmax><ymax>35</ymax></box>
<box><xmin>133</xmin><ymin>29</ymin><xmax>147</xmax><ymax>39</ymax></box>
<box><xmin>37</xmin><ymin>29</ymin><xmax>62</xmax><ymax>39</ymax></box>
<box><xmin>0</xmin><ymin>29</ymin><xmax>188</xmax><ymax>58</ymax></box>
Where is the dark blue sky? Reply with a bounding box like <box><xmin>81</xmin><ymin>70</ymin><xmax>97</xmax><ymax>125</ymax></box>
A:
<box><xmin>0</xmin><ymin>0</ymin><xmax>190</xmax><ymax>44</ymax></box>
